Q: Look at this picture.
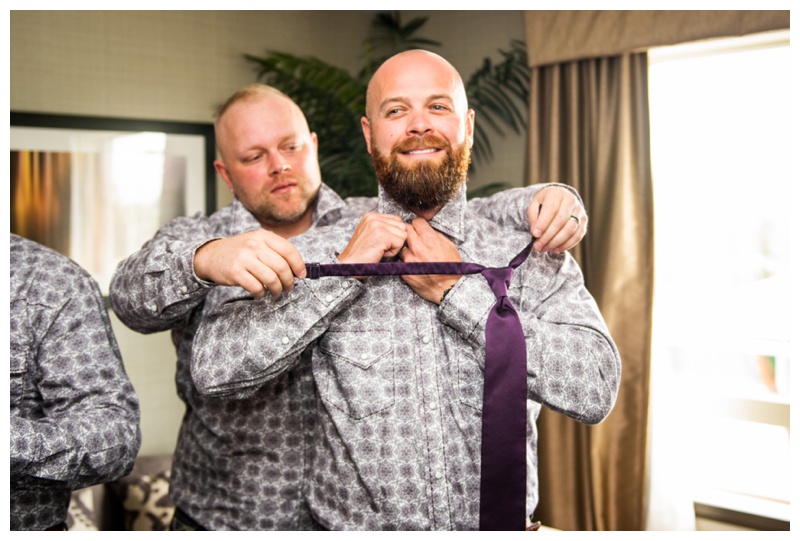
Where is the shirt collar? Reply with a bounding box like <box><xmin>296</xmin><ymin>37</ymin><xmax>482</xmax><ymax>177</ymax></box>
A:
<box><xmin>310</xmin><ymin>183</ymin><xmax>347</xmax><ymax>226</ymax></box>
<box><xmin>377</xmin><ymin>182</ymin><xmax>468</xmax><ymax>243</ymax></box>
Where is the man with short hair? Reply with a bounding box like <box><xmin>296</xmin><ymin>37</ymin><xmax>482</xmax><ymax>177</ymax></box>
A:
<box><xmin>191</xmin><ymin>53</ymin><xmax>619</xmax><ymax>530</ymax></box>
<box><xmin>110</xmin><ymin>83</ymin><xmax>588</xmax><ymax>530</ymax></box>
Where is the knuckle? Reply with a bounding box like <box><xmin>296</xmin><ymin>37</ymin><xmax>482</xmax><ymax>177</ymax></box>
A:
<box><xmin>242</xmin><ymin>237</ymin><xmax>261</xmax><ymax>251</ymax></box>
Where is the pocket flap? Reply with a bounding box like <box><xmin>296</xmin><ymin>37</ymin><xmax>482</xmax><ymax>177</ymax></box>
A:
<box><xmin>319</xmin><ymin>330</ymin><xmax>391</xmax><ymax>370</ymax></box>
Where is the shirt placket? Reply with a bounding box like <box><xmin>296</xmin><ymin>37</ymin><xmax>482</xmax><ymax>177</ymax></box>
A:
<box><xmin>414</xmin><ymin>304</ymin><xmax>452</xmax><ymax>530</ymax></box>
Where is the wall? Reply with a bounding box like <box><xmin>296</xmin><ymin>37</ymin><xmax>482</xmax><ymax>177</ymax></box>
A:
<box><xmin>11</xmin><ymin>11</ymin><xmax>370</xmax><ymax>120</ymax></box>
<box><xmin>10</xmin><ymin>9</ymin><xmax>528</xmax><ymax>455</ymax></box>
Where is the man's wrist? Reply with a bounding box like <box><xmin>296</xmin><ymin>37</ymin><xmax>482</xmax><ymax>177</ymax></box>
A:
<box><xmin>192</xmin><ymin>238</ymin><xmax>222</xmax><ymax>284</ymax></box>
<box><xmin>440</xmin><ymin>285</ymin><xmax>454</xmax><ymax>304</ymax></box>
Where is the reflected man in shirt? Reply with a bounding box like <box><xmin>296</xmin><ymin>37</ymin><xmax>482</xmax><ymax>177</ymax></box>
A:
<box><xmin>10</xmin><ymin>234</ymin><xmax>141</xmax><ymax>531</ymax></box>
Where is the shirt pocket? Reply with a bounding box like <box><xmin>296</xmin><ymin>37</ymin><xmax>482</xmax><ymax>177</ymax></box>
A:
<box><xmin>314</xmin><ymin>330</ymin><xmax>394</xmax><ymax>420</ymax></box>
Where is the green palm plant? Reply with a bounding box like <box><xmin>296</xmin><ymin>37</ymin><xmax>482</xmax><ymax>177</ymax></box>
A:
<box><xmin>245</xmin><ymin>11</ymin><xmax>529</xmax><ymax>199</ymax></box>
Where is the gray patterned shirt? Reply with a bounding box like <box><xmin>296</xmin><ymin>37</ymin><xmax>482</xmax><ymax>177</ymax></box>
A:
<box><xmin>10</xmin><ymin>234</ymin><xmax>141</xmax><ymax>531</ymax></box>
<box><xmin>108</xmin><ymin>182</ymin><xmax>560</xmax><ymax>531</ymax></box>
<box><xmin>192</xmin><ymin>185</ymin><xmax>620</xmax><ymax>530</ymax></box>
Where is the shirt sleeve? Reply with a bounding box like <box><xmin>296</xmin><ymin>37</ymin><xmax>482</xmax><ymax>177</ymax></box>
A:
<box><xmin>438</xmin><ymin>251</ymin><xmax>620</xmax><ymax>425</ymax></box>
<box><xmin>190</xmin><ymin>253</ymin><xmax>365</xmax><ymax>399</ymax></box>
<box><xmin>466</xmin><ymin>183</ymin><xmax>583</xmax><ymax>231</ymax></box>
<box><xmin>109</xmin><ymin>213</ymin><xmax>220</xmax><ymax>333</ymax></box>
<box><xmin>10</xmin><ymin>270</ymin><xmax>141</xmax><ymax>490</ymax></box>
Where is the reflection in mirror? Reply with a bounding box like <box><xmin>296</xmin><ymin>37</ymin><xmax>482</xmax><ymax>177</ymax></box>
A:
<box><xmin>10</xmin><ymin>119</ymin><xmax>212</xmax><ymax>294</ymax></box>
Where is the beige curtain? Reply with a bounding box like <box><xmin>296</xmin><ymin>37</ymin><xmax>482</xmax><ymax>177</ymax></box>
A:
<box><xmin>524</xmin><ymin>10</ymin><xmax>790</xmax><ymax>530</ymax></box>
<box><xmin>11</xmin><ymin>151</ymin><xmax>73</xmax><ymax>252</ymax></box>
<box><xmin>528</xmin><ymin>53</ymin><xmax>654</xmax><ymax>530</ymax></box>
<box><xmin>523</xmin><ymin>9</ymin><xmax>790</xmax><ymax>530</ymax></box>
<box><xmin>525</xmin><ymin>10</ymin><xmax>790</xmax><ymax>68</ymax></box>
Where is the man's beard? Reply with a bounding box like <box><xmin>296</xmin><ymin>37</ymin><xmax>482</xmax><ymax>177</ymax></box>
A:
<box><xmin>241</xmin><ymin>177</ymin><xmax>320</xmax><ymax>228</ymax></box>
<box><xmin>371</xmin><ymin>134</ymin><xmax>471</xmax><ymax>212</ymax></box>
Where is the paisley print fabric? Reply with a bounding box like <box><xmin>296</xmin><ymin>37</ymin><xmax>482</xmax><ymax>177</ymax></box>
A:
<box><xmin>10</xmin><ymin>234</ymin><xmax>141</xmax><ymax>531</ymax></box>
<box><xmin>108</xmin><ymin>182</ymin><xmax>558</xmax><ymax>530</ymax></box>
<box><xmin>192</xmin><ymin>185</ymin><xmax>621</xmax><ymax>530</ymax></box>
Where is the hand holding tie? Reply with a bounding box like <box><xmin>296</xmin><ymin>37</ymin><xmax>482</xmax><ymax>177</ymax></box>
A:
<box><xmin>399</xmin><ymin>218</ymin><xmax>463</xmax><ymax>304</ymax></box>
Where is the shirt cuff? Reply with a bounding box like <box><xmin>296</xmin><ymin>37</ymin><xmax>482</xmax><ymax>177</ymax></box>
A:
<box><xmin>438</xmin><ymin>274</ymin><xmax>497</xmax><ymax>349</ymax></box>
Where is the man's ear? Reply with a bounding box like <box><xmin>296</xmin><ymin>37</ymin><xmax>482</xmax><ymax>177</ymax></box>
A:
<box><xmin>214</xmin><ymin>160</ymin><xmax>234</xmax><ymax>193</ymax></box>
<box><xmin>361</xmin><ymin>117</ymin><xmax>372</xmax><ymax>154</ymax></box>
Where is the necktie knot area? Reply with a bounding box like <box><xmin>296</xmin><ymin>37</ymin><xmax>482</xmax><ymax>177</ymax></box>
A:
<box><xmin>480</xmin><ymin>266</ymin><xmax>514</xmax><ymax>299</ymax></box>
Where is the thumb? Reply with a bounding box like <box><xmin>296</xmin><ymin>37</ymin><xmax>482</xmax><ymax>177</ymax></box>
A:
<box><xmin>528</xmin><ymin>202</ymin><xmax>543</xmax><ymax>238</ymax></box>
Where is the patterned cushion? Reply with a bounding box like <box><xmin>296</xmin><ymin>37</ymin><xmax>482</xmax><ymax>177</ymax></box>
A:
<box><xmin>108</xmin><ymin>455</ymin><xmax>175</xmax><ymax>531</ymax></box>
<box><xmin>67</xmin><ymin>487</ymin><xmax>100</xmax><ymax>531</ymax></box>
<box><xmin>109</xmin><ymin>469</ymin><xmax>175</xmax><ymax>531</ymax></box>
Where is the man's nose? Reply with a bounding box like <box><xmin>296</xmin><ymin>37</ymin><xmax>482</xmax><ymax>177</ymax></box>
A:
<box><xmin>406</xmin><ymin>110</ymin><xmax>433</xmax><ymax>136</ymax></box>
<box><xmin>268</xmin><ymin>154</ymin><xmax>291</xmax><ymax>175</ymax></box>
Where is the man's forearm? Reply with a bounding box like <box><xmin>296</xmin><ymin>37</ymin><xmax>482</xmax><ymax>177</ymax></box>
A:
<box><xmin>519</xmin><ymin>256</ymin><xmax>620</xmax><ymax>424</ymax></box>
<box><xmin>467</xmin><ymin>183</ymin><xmax>582</xmax><ymax>231</ymax></box>
<box><xmin>191</xmin><ymin>270</ymin><xmax>364</xmax><ymax>398</ymax></box>
<box><xmin>110</xmin><ymin>220</ymin><xmax>218</xmax><ymax>333</ymax></box>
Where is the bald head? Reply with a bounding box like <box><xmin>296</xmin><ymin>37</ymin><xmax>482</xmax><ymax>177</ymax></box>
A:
<box><xmin>215</xmin><ymin>85</ymin><xmax>311</xmax><ymax>160</ymax></box>
<box><xmin>365</xmin><ymin>50</ymin><xmax>470</xmax><ymax>123</ymax></box>
<box><xmin>215</xmin><ymin>84</ymin><xmax>295</xmax><ymax>125</ymax></box>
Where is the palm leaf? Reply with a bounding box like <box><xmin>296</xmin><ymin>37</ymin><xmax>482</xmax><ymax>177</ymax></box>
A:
<box><xmin>245</xmin><ymin>52</ymin><xmax>375</xmax><ymax>198</ymax></box>
<box><xmin>368</xmin><ymin>12</ymin><xmax>441</xmax><ymax>51</ymax></box>
<box><xmin>465</xmin><ymin>39</ymin><xmax>530</xmax><ymax>163</ymax></box>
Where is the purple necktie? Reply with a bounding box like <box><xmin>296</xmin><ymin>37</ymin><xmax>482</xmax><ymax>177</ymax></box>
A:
<box><xmin>306</xmin><ymin>238</ymin><xmax>534</xmax><ymax>531</ymax></box>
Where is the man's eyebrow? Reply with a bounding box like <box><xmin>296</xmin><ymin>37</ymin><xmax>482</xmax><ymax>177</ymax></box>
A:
<box><xmin>427</xmin><ymin>94</ymin><xmax>455</xmax><ymax>104</ymax></box>
<box><xmin>378</xmin><ymin>94</ymin><xmax>455</xmax><ymax>111</ymax></box>
<box><xmin>378</xmin><ymin>96</ymin><xmax>409</xmax><ymax>110</ymax></box>
<box><xmin>280</xmin><ymin>134</ymin><xmax>301</xmax><ymax>144</ymax></box>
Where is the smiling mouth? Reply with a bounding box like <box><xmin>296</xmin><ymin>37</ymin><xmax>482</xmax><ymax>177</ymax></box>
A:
<box><xmin>400</xmin><ymin>148</ymin><xmax>442</xmax><ymax>157</ymax></box>
<box><xmin>392</xmin><ymin>134</ymin><xmax>449</xmax><ymax>157</ymax></box>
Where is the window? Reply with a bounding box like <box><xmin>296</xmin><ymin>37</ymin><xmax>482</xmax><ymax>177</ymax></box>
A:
<box><xmin>647</xmin><ymin>31</ymin><xmax>790</xmax><ymax>530</ymax></box>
